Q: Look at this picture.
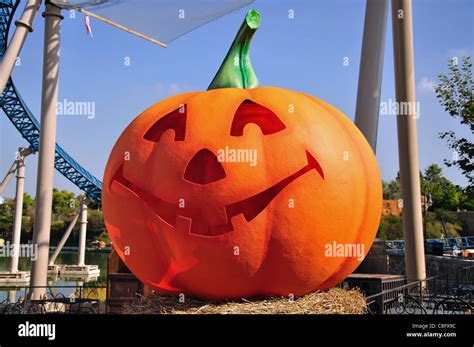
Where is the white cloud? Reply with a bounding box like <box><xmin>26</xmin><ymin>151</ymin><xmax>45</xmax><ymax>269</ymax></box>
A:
<box><xmin>418</xmin><ymin>77</ymin><xmax>436</xmax><ymax>93</ymax></box>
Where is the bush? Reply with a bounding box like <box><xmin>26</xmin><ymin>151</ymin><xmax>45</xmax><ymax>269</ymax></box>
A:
<box><xmin>377</xmin><ymin>215</ymin><xmax>404</xmax><ymax>240</ymax></box>
<box><xmin>424</xmin><ymin>210</ymin><xmax>462</xmax><ymax>238</ymax></box>
<box><xmin>377</xmin><ymin>211</ymin><xmax>462</xmax><ymax>240</ymax></box>
<box><xmin>96</xmin><ymin>231</ymin><xmax>110</xmax><ymax>243</ymax></box>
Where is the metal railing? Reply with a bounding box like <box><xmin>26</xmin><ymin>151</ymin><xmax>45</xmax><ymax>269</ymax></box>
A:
<box><xmin>0</xmin><ymin>284</ymin><xmax>107</xmax><ymax>314</ymax></box>
<box><xmin>386</xmin><ymin>236</ymin><xmax>474</xmax><ymax>251</ymax></box>
<box><xmin>365</xmin><ymin>265</ymin><xmax>474</xmax><ymax>314</ymax></box>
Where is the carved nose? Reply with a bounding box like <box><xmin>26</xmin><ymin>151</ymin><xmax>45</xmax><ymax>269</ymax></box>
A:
<box><xmin>184</xmin><ymin>149</ymin><xmax>226</xmax><ymax>185</ymax></box>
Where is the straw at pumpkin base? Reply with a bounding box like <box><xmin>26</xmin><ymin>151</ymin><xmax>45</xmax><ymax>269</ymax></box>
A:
<box><xmin>122</xmin><ymin>288</ymin><xmax>367</xmax><ymax>315</ymax></box>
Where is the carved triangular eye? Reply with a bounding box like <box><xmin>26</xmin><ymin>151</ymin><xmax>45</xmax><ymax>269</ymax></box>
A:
<box><xmin>231</xmin><ymin>100</ymin><xmax>285</xmax><ymax>136</ymax></box>
<box><xmin>144</xmin><ymin>105</ymin><xmax>187</xmax><ymax>142</ymax></box>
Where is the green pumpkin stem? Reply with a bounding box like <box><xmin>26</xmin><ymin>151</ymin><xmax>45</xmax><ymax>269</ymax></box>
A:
<box><xmin>208</xmin><ymin>9</ymin><xmax>261</xmax><ymax>90</ymax></box>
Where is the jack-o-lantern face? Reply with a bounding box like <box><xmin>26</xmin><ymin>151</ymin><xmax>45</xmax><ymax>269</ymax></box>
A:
<box><xmin>112</xmin><ymin>98</ymin><xmax>324</xmax><ymax>238</ymax></box>
<box><xmin>102</xmin><ymin>10</ymin><xmax>382</xmax><ymax>299</ymax></box>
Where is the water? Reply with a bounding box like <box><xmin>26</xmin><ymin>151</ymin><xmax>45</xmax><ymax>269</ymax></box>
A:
<box><xmin>0</xmin><ymin>251</ymin><xmax>109</xmax><ymax>302</ymax></box>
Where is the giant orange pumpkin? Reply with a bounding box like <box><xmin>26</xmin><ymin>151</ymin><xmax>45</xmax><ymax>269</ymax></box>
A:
<box><xmin>102</xmin><ymin>9</ymin><xmax>382</xmax><ymax>300</ymax></box>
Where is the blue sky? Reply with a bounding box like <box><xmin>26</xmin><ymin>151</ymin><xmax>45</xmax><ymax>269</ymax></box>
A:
<box><xmin>1</xmin><ymin>0</ymin><xmax>473</xmax><ymax>198</ymax></box>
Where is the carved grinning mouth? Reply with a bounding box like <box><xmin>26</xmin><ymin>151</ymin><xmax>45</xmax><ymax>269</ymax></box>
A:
<box><xmin>111</xmin><ymin>150</ymin><xmax>324</xmax><ymax>237</ymax></box>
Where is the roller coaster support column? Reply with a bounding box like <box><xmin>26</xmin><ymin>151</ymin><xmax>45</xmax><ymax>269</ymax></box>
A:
<box><xmin>0</xmin><ymin>158</ymin><xmax>18</xmax><ymax>196</ymax></box>
<box><xmin>77</xmin><ymin>199</ymin><xmax>87</xmax><ymax>266</ymax></box>
<box><xmin>48</xmin><ymin>211</ymin><xmax>79</xmax><ymax>265</ymax></box>
<box><xmin>354</xmin><ymin>0</ymin><xmax>388</xmax><ymax>151</ymax></box>
<box><xmin>29</xmin><ymin>1</ymin><xmax>63</xmax><ymax>299</ymax></box>
<box><xmin>391</xmin><ymin>0</ymin><xmax>426</xmax><ymax>284</ymax></box>
<box><xmin>0</xmin><ymin>0</ymin><xmax>42</xmax><ymax>95</ymax></box>
<box><xmin>9</xmin><ymin>147</ymin><xmax>32</xmax><ymax>273</ymax></box>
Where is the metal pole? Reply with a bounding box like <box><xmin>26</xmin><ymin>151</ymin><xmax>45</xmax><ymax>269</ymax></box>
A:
<box><xmin>7</xmin><ymin>290</ymin><xmax>16</xmax><ymax>304</ymax></box>
<box><xmin>391</xmin><ymin>0</ymin><xmax>426</xmax><ymax>283</ymax></box>
<box><xmin>0</xmin><ymin>0</ymin><xmax>42</xmax><ymax>95</ymax></box>
<box><xmin>354</xmin><ymin>0</ymin><xmax>389</xmax><ymax>152</ymax></box>
<box><xmin>76</xmin><ymin>8</ymin><xmax>167</xmax><ymax>47</ymax></box>
<box><xmin>29</xmin><ymin>2</ymin><xmax>63</xmax><ymax>300</ymax></box>
<box><xmin>0</xmin><ymin>160</ymin><xmax>18</xmax><ymax>195</ymax></box>
<box><xmin>48</xmin><ymin>212</ymin><xmax>80</xmax><ymax>265</ymax></box>
<box><xmin>77</xmin><ymin>199</ymin><xmax>87</xmax><ymax>266</ymax></box>
<box><xmin>9</xmin><ymin>148</ymin><xmax>30</xmax><ymax>273</ymax></box>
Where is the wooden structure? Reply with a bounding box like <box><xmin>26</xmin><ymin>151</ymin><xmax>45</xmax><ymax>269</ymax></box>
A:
<box><xmin>343</xmin><ymin>273</ymin><xmax>406</xmax><ymax>313</ymax></box>
<box><xmin>356</xmin><ymin>239</ymin><xmax>389</xmax><ymax>274</ymax></box>
<box><xmin>106</xmin><ymin>250</ymin><xmax>149</xmax><ymax>313</ymax></box>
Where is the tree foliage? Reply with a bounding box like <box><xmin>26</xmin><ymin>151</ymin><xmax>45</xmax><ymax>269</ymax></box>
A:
<box><xmin>422</xmin><ymin>164</ymin><xmax>462</xmax><ymax>211</ymax></box>
<box><xmin>0</xmin><ymin>189</ymin><xmax>107</xmax><ymax>245</ymax></box>
<box><xmin>52</xmin><ymin>188</ymin><xmax>78</xmax><ymax>217</ymax></box>
<box><xmin>383</xmin><ymin>178</ymin><xmax>401</xmax><ymax>200</ymax></box>
<box><xmin>379</xmin><ymin>164</ymin><xmax>470</xmax><ymax>240</ymax></box>
<box><xmin>383</xmin><ymin>164</ymin><xmax>469</xmax><ymax>211</ymax></box>
<box><xmin>434</xmin><ymin>56</ymin><xmax>474</xmax><ymax>190</ymax></box>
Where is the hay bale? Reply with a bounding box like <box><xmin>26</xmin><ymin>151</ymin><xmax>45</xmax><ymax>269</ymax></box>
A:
<box><xmin>122</xmin><ymin>288</ymin><xmax>367</xmax><ymax>314</ymax></box>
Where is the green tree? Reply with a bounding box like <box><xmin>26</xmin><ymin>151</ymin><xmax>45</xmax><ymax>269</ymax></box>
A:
<box><xmin>52</xmin><ymin>189</ymin><xmax>77</xmax><ymax>217</ymax></box>
<box><xmin>460</xmin><ymin>192</ymin><xmax>474</xmax><ymax>210</ymax></box>
<box><xmin>87</xmin><ymin>209</ymin><xmax>105</xmax><ymax>240</ymax></box>
<box><xmin>434</xmin><ymin>56</ymin><xmax>474</xmax><ymax>190</ymax></box>
<box><xmin>422</xmin><ymin>164</ymin><xmax>462</xmax><ymax>211</ymax></box>
<box><xmin>21</xmin><ymin>215</ymin><xmax>33</xmax><ymax>235</ymax></box>
<box><xmin>22</xmin><ymin>192</ymin><xmax>35</xmax><ymax>215</ymax></box>
<box><xmin>383</xmin><ymin>179</ymin><xmax>401</xmax><ymax>200</ymax></box>
<box><xmin>0</xmin><ymin>199</ymin><xmax>14</xmax><ymax>239</ymax></box>
<box><xmin>383</xmin><ymin>171</ymin><xmax>425</xmax><ymax>200</ymax></box>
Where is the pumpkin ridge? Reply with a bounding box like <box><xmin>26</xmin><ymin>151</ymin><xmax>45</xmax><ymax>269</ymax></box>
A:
<box><xmin>315</xmin><ymin>99</ymin><xmax>381</xmax><ymax>287</ymax></box>
<box><xmin>299</xmin><ymin>92</ymin><xmax>372</xmax><ymax>232</ymax></box>
<box><xmin>297</xmin><ymin>92</ymin><xmax>374</xmax><ymax>285</ymax></box>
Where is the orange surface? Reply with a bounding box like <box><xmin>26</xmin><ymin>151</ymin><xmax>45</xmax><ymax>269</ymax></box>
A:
<box><xmin>102</xmin><ymin>87</ymin><xmax>382</xmax><ymax>299</ymax></box>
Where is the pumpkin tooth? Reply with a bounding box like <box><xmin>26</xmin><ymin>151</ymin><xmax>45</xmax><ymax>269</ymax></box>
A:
<box><xmin>175</xmin><ymin>215</ymin><xmax>192</xmax><ymax>234</ymax></box>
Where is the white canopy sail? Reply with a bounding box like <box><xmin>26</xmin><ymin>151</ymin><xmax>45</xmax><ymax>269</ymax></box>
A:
<box><xmin>52</xmin><ymin>0</ymin><xmax>255</xmax><ymax>46</ymax></box>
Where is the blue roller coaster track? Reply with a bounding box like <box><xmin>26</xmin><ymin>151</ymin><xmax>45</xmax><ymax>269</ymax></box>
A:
<box><xmin>0</xmin><ymin>0</ymin><xmax>102</xmax><ymax>201</ymax></box>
